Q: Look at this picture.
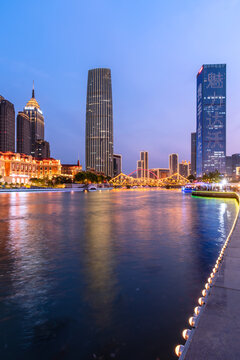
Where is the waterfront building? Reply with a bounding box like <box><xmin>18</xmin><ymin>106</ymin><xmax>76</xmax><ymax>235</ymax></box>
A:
<box><xmin>140</xmin><ymin>151</ymin><xmax>149</xmax><ymax>178</ymax></box>
<box><xmin>137</xmin><ymin>160</ymin><xmax>144</xmax><ymax>178</ymax></box>
<box><xmin>191</xmin><ymin>132</ymin><xmax>196</xmax><ymax>176</ymax></box>
<box><xmin>35</xmin><ymin>139</ymin><xmax>50</xmax><ymax>159</ymax></box>
<box><xmin>61</xmin><ymin>160</ymin><xmax>82</xmax><ymax>177</ymax></box>
<box><xmin>225</xmin><ymin>156</ymin><xmax>233</xmax><ymax>177</ymax></box>
<box><xmin>196</xmin><ymin>64</ymin><xmax>226</xmax><ymax>177</ymax></box>
<box><xmin>169</xmin><ymin>153</ymin><xmax>179</xmax><ymax>175</ymax></box>
<box><xmin>231</xmin><ymin>153</ymin><xmax>240</xmax><ymax>177</ymax></box>
<box><xmin>0</xmin><ymin>151</ymin><xmax>61</xmax><ymax>184</ymax></box>
<box><xmin>85</xmin><ymin>68</ymin><xmax>114</xmax><ymax>177</ymax></box>
<box><xmin>113</xmin><ymin>154</ymin><xmax>122</xmax><ymax>177</ymax></box>
<box><xmin>17</xmin><ymin>112</ymin><xmax>31</xmax><ymax>155</ymax></box>
<box><xmin>24</xmin><ymin>82</ymin><xmax>45</xmax><ymax>157</ymax></box>
<box><xmin>150</xmin><ymin>168</ymin><xmax>169</xmax><ymax>179</ymax></box>
<box><xmin>179</xmin><ymin>160</ymin><xmax>190</xmax><ymax>178</ymax></box>
<box><xmin>0</xmin><ymin>96</ymin><xmax>15</xmax><ymax>152</ymax></box>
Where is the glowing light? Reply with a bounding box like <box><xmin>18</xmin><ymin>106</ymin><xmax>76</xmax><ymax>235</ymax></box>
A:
<box><xmin>175</xmin><ymin>345</ymin><xmax>184</xmax><ymax>357</ymax></box>
<box><xmin>198</xmin><ymin>297</ymin><xmax>205</xmax><ymax>306</ymax></box>
<box><xmin>194</xmin><ymin>306</ymin><xmax>201</xmax><ymax>315</ymax></box>
<box><xmin>182</xmin><ymin>329</ymin><xmax>191</xmax><ymax>340</ymax></box>
<box><xmin>205</xmin><ymin>283</ymin><xmax>210</xmax><ymax>290</ymax></box>
<box><xmin>189</xmin><ymin>316</ymin><xmax>197</xmax><ymax>327</ymax></box>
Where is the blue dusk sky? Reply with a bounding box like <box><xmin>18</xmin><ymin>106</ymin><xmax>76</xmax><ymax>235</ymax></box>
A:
<box><xmin>1</xmin><ymin>0</ymin><xmax>240</xmax><ymax>173</ymax></box>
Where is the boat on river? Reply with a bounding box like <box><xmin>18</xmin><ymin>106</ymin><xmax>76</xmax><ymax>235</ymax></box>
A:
<box><xmin>181</xmin><ymin>184</ymin><xmax>196</xmax><ymax>193</ymax></box>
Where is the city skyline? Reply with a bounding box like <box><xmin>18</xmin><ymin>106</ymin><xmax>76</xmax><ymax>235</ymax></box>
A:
<box><xmin>2</xmin><ymin>1</ymin><xmax>240</xmax><ymax>173</ymax></box>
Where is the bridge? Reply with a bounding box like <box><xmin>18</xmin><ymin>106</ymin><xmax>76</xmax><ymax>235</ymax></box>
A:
<box><xmin>110</xmin><ymin>170</ymin><xmax>189</xmax><ymax>187</ymax></box>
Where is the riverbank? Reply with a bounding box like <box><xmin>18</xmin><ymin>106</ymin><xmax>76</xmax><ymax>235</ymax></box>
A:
<box><xmin>176</xmin><ymin>191</ymin><xmax>240</xmax><ymax>359</ymax></box>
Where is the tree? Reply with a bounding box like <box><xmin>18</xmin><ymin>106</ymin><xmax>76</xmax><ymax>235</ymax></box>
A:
<box><xmin>187</xmin><ymin>174</ymin><xmax>196</xmax><ymax>182</ymax></box>
<box><xmin>202</xmin><ymin>170</ymin><xmax>221</xmax><ymax>183</ymax></box>
<box><xmin>74</xmin><ymin>172</ymin><xmax>87</xmax><ymax>183</ymax></box>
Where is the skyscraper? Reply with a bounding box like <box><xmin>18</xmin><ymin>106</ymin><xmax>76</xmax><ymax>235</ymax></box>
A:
<box><xmin>113</xmin><ymin>154</ymin><xmax>122</xmax><ymax>177</ymax></box>
<box><xmin>140</xmin><ymin>151</ymin><xmax>149</xmax><ymax>178</ymax></box>
<box><xmin>86</xmin><ymin>68</ymin><xmax>114</xmax><ymax>177</ymax></box>
<box><xmin>191</xmin><ymin>132</ymin><xmax>196</xmax><ymax>176</ymax></box>
<box><xmin>137</xmin><ymin>160</ymin><xmax>144</xmax><ymax>178</ymax></box>
<box><xmin>35</xmin><ymin>139</ymin><xmax>50</xmax><ymax>159</ymax></box>
<box><xmin>24</xmin><ymin>82</ymin><xmax>45</xmax><ymax>157</ymax></box>
<box><xmin>0</xmin><ymin>95</ymin><xmax>15</xmax><ymax>152</ymax></box>
<box><xmin>179</xmin><ymin>160</ymin><xmax>190</xmax><ymax>178</ymax></box>
<box><xmin>196</xmin><ymin>64</ymin><xmax>226</xmax><ymax>177</ymax></box>
<box><xmin>169</xmin><ymin>153</ymin><xmax>179</xmax><ymax>175</ymax></box>
<box><xmin>17</xmin><ymin>112</ymin><xmax>31</xmax><ymax>154</ymax></box>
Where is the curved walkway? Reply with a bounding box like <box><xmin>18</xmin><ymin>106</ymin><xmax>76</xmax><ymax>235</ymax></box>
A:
<box><xmin>179</xmin><ymin>192</ymin><xmax>240</xmax><ymax>360</ymax></box>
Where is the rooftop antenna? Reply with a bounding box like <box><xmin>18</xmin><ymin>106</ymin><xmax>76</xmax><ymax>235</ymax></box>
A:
<box><xmin>32</xmin><ymin>80</ymin><xmax>35</xmax><ymax>98</ymax></box>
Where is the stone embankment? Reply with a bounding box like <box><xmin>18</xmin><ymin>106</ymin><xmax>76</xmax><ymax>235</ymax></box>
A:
<box><xmin>175</xmin><ymin>191</ymin><xmax>240</xmax><ymax>360</ymax></box>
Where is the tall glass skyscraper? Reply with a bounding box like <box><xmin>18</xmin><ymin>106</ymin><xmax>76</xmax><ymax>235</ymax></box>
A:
<box><xmin>191</xmin><ymin>132</ymin><xmax>196</xmax><ymax>176</ymax></box>
<box><xmin>86</xmin><ymin>68</ymin><xmax>113</xmax><ymax>177</ymax></box>
<box><xmin>196</xmin><ymin>64</ymin><xmax>226</xmax><ymax>177</ymax></box>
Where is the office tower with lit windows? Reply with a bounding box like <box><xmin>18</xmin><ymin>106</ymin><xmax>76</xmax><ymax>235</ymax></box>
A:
<box><xmin>191</xmin><ymin>132</ymin><xmax>196</xmax><ymax>176</ymax></box>
<box><xmin>179</xmin><ymin>160</ymin><xmax>190</xmax><ymax>178</ymax></box>
<box><xmin>35</xmin><ymin>139</ymin><xmax>50</xmax><ymax>159</ymax></box>
<box><xmin>196</xmin><ymin>64</ymin><xmax>226</xmax><ymax>177</ymax></box>
<box><xmin>140</xmin><ymin>151</ymin><xmax>149</xmax><ymax>178</ymax></box>
<box><xmin>0</xmin><ymin>95</ymin><xmax>15</xmax><ymax>152</ymax></box>
<box><xmin>169</xmin><ymin>153</ymin><xmax>179</xmax><ymax>175</ymax></box>
<box><xmin>86</xmin><ymin>68</ymin><xmax>114</xmax><ymax>177</ymax></box>
<box><xmin>24</xmin><ymin>82</ymin><xmax>45</xmax><ymax>157</ymax></box>
<box><xmin>113</xmin><ymin>154</ymin><xmax>122</xmax><ymax>177</ymax></box>
<box><xmin>17</xmin><ymin>112</ymin><xmax>31</xmax><ymax>154</ymax></box>
<box><xmin>137</xmin><ymin>160</ymin><xmax>144</xmax><ymax>178</ymax></box>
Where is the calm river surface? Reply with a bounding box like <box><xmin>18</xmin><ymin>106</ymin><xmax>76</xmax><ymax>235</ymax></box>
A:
<box><xmin>0</xmin><ymin>189</ymin><xmax>237</xmax><ymax>360</ymax></box>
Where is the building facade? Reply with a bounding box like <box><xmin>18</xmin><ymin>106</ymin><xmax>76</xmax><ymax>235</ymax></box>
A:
<box><xmin>17</xmin><ymin>111</ymin><xmax>31</xmax><ymax>155</ymax></box>
<box><xmin>35</xmin><ymin>139</ymin><xmax>50</xmax><ymax>159</ymax></box>
<box><xmin>150</xmin><ymin>168</ymin><xmax>169</xmax><ymax>179</ymax></box>
<box><xmin>179</xmin><ymin>160</ymin><xmax>190</xmax><ymax>178</ymax></box>
<box><xmin>24</xmin><ymin>83</ymin><xmax>45</xmax><ymax>156</ymax></box>
<box><xmin>140</xmin><ymin>151</ymin><xmax>149</xmax><ymax>178</ymax></box>
<box><xmin>137</xmin><ymin>160</ymin><xmax>144</xmax><ymax>178</ymax></box>
<box><xmin>0</xmin><ymin>151</ymin><xmax>61</xmax><ymax>184</ymax></box>
<box><xmin>196</xmin><ymin>64</ymin><xmax>226</xmax><ymax>177</ymax></box>
<box><xmin>169</xmin><ymin>153</ymin><xmax>179</xmax><ymax>175</ymax></box>
<box><xmin>191</xmin><ymin>132</ymin><xmax>196</xmax><ymax>176</ymax></box>
<box><xmin>85</xmin><ymin>68</ymin><xmax>114</xmax><ymax>177</ymax></box>
<box><xmin>0</xmin><ymin>96</ymin><xmax>15</xmax><ymax>152</ymax></box>
<box><xmin>113</xmin><ymin>154</ymin><xmax>122</xmax><ymax>177</ymax></box>
<box><xmin>61</xmin><ymin>161</ymin><xmax>82</xmax><ymax>177</ymax></box>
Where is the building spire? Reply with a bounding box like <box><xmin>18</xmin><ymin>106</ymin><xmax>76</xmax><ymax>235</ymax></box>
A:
<box><xmin>32</xmin><ymin>80</ymin><xmax>35</xmax><ymax>98</ymax></box>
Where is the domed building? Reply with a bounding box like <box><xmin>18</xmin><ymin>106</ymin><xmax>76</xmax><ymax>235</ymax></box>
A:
<box><xmin>17</xmin><ymin>82</ymin><xmax>50</xmax><ymax>158</ymax></box>
<box><xmin>24</xmin><ymin>82</ymin><xmax>45</xmax><ymax>156</ymax></box>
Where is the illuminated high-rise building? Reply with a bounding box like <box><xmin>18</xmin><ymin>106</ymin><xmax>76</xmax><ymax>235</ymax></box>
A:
<box><xmin>196</xmin><ymin>64</ymin><xmax>226</xmax><ymax>177</ymax></box>
<box><xmin>0</xmin><ymin>95</ymin><xmax>15</xmax><ymax>152</ymax></box>
<box><xmin>137</xmin><ymin>160</ymin><xmax>144</xmax><ymax>178</ymax></box>
<box><xmin>169</xmin><ymin>153</ymin><xmax>179</xmax><ymax>175</ymax></box>
<box><xmin>140</xmin><ymin>151</ymin><xmax>149</xmax><ymax>178</ymax></box>
<box><xmin>86</xmin><ymin>68</ymin><xmax>113</xmax><ymax>177</ymax></box>
<box><xmin>113</xmin><ymin>154</ymin><xmax>122</xmax><ymax>177</ymax></box>
<box><xmin>191</xmin><ymin>132</ymin><xmax>196</xmax><ymax>176</ymax></box>
<box><xmin>17</xmin><ymin>112</ymin><xmax>31</xmax><ymax>154</ymax></box>
<box><xmin>179</xmin><ymin>160</ymin><xmax>190</xmax><ymax>178</ymax></box>
<box><xmin>24</xmin><ymin>82</ymin><xmax>45</xmax><ymax>157</ymax></box>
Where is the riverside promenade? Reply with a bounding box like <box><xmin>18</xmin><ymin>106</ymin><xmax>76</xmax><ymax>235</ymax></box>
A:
<box><xmin>179</xmin><ymin>191</ymin><xmax>240</xmax><ymax>360</ymax></box>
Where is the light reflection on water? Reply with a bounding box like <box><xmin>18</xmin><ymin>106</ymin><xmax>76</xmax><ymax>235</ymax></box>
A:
<box><xmin>0</xmin><ymin>189</ymin><xmax>237</xmax><ymax>359</ymax></box>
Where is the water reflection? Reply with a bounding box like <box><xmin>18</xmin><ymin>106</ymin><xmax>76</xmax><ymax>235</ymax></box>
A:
<box><xmin>0</xmin><ymin>190</ymin><xmax>237</xmax><ymax>360</ymax></box>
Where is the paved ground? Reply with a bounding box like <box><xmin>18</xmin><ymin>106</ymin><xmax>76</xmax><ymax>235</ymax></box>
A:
<box><xmin>184</xmin><ymin>213</ymin><xmax>240</xmax><ymax>359</ymax></box>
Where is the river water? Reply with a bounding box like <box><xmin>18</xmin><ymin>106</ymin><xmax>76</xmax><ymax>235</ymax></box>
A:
<box><xmin>0</xmin><ymin>189</ymin><xmax>237</xmax><ymax>360</ymax></box>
